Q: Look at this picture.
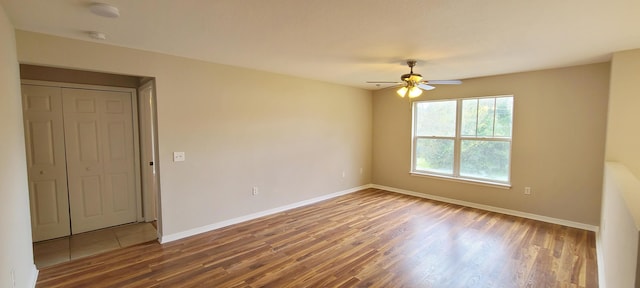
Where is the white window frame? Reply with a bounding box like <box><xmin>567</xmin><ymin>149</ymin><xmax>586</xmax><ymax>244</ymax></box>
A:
<box><xmin>411</xmin><ymin>95</ymin><xmax>514</xmax><ymax>187</ymax></box>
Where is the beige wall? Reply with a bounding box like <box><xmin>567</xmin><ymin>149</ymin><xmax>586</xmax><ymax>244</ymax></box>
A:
<box><xmin>15</xmin><ymin>30</ymin><xmax>373</xmax><ymax>237</ymax></box>
<box><xmin>0</xmin><ymin>5</ymin><xmax>37</xmax><ymax>288</ymax></box>
<box><xmin>606</xmin><ymin>49</ymin><xmax>640</xmax><ymax>175</ymax></box>
<box><xmin>601</xmin><ymin>163</ymin><xmax>639</xmax><ymax>288</ymax></box>
<box><xmin>372</xmin><ymin>63</ymin><xmax>610</xmax><ymax>225</ymax></box>
<box><xmin>600</xmin><ymin>48</ymin><xmax>640</xmax><ymax>288</ymax></box>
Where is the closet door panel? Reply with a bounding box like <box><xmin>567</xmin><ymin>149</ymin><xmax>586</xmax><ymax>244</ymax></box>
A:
<box><xmin>63</xmin><ymin>88</ymin><xmax>137</xmax><ymax>233</ymax></box>
<box><xmin>21</xmin><ymin>84</ymin><xmax>71</xmax><ymax>241</ymax></box>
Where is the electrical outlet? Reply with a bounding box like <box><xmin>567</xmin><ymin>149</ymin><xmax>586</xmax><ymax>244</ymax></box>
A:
<box><xmin>252</xmin><ymin>187</ymin><xmax>258</xmax><ymax>196</ymax></box>
<box><xmin>342</xmin><ymin>170</ymin><xmax>346</xmax><ymax>178</ymax></box>
<box><xmin>360</xmin><ymin>168</ymin><xmax>363</xmax><ymax>175</ymax></box>
<box><xmin>524</xmin><ymin>187</ymin><xmax>531</xmax><ymax>195</ymax></box>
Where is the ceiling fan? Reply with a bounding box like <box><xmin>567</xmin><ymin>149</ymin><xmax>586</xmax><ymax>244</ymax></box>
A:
<box><xmin>367</xmin><ymin>60</ymin><xmax>462</xmax><ymax>98</ymax></box>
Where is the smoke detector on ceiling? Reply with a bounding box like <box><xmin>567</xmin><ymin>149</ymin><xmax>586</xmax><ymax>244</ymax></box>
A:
<box><xmin>89</xmin><ymin>3</ymin><xmax>120</xmax><ymax>18</ymax></box>
<box><xmin>88</xmin><ymin>31</ymin><xmax>107</xmax><ymax>40</ymax></box>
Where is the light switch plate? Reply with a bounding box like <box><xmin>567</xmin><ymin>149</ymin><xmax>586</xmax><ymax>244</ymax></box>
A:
<box><xmin>173</xmin><ymin>152</ymin><xmax>185</xmax><ymax>162</ymax></box>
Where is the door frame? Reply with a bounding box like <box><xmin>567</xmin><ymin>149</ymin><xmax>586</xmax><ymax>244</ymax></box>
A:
<box><xmin>22</xmin><ymin>79</ymin><xmax>145</xmax><ymax>224</ymax></box>
<box><xmin>138</xmin><ymin>79</ymin><xmax>159</xmax><ymax>223</ymax></box>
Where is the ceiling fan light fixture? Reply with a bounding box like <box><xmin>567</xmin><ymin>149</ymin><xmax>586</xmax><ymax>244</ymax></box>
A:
<box><xmin>396</xmin><ymin>85</ymin><xmax>422</xmax><ymax>98</ymax></box>
<box><xmin>397</xmin><ymin>86</ymin><xmax>408</xmax><ymax>98</ymax></box>
<box><xmin>371</xmin><ymin>59</ymin><xmax>462</xmax><ymax>99</ymax></box>
<box><xmin>408</xmin><ymin>86</ymin><xmax>423</xmax><ymax>98</ymax></box>
<box><xmin>409</xmin><ymin>74</ymin><xmax>422</xmax><ymax>82</ymax></box>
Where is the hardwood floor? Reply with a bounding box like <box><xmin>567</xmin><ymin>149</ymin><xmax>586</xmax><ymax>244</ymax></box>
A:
<box><xmin>36</xmin><ymin>188</ymin><xmax>598</xmax><ymax>287</ymax></box>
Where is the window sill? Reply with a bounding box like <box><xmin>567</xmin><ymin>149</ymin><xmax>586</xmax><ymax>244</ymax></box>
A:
<box><xmin>409</xmin><ymin>172</ymin><xmax>512</xmax><ymax>189</ymax></box>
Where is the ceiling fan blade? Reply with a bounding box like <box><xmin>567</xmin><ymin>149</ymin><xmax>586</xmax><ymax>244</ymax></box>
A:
<box><xmin>417</xmin><ymin>83</ymin><xmax>436</xmax><ymax>90</ymax></box>
<box><xmin>366</xmin><ymin>81</ymin><xmax>402</xmax><ymax>84</ymax></box>
<box><xmin>426</xmin><ymin>80</ymin><xmax>462</xmax><ymax>85</ymax></box>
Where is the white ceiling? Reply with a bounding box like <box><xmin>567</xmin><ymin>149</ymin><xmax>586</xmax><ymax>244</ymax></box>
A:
<box><xmin>2</xmin><ymin>0</ymin><xmax>640</xmax><ymax>89</ymax></box>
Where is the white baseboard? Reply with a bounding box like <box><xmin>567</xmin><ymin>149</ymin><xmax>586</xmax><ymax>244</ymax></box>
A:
<box><xmin>29</xmin><ymin>264</ymin><xmax>38</xmax><ymax>288</ymax></box>
<box><xmin>161</xmin><ymin>183</ymin><xmax>598</xmax><ymax>241</ymax></box>
<box><xmin>160</xmin><ymin>184</ymin><xmax>372</xmax><ymax>243</ymax></box>
<box><xmin>372</xmin><ymin>184</ymin><xmax>599</xmax><ymax>232</ymax></box>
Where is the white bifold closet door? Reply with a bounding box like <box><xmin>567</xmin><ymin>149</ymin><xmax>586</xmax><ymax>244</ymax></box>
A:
<box><xmin>23</xmin><ymin>84</ymin><xmax>138</xmax><ymax>241</ymax></box>
<box><xmin>62</xmin><ymin>88</ymin><xmax>137</xmax><ymax>234</ymax></box>
<box><xmin>22</xmin><ymin>85</ymin><xmax>70</xmax><ymax>242</ymax></box>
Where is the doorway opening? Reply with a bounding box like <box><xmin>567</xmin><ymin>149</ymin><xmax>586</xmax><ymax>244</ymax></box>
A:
<box><xmin>19</xmin><ymin>64</ymin><xmax>161</xmax><ymax>268</ymax></box>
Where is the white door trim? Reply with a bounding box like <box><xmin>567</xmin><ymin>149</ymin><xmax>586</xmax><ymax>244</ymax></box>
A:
<box><xmin>138</xmin><ymin>80</ymin><xmax>159</xmax><ymax>222</ymax></box>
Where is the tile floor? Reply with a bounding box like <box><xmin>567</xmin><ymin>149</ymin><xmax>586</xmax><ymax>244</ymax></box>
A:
<box><xmin>33</xmin><ymin>222</ymin><xmax>158</xmax><ymax>268</ymax></box>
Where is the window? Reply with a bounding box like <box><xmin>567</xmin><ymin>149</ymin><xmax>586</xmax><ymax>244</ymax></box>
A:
<box><xmin>412</xmin><ymin>95</ymin><xmax>514</xmax><ymax>185</ymax></box>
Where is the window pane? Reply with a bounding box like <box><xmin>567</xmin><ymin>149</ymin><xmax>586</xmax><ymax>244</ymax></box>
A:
<box><xmin>461</xmin><ymin>99</ymin><xmax>478</xmax><ymax>136</ymax></box>
<box><xmin>415</xmin><ymin>138</ymin><xmax>454</xmax><ymax>175</ymax></box>
<box><xmin>460</xmin><ymin>140</ymin><xmax>510</xmax><ymax>182</ymax></box>
<box><xmin>415</xmin><ymin>101</ymin><xmax>456</xmax><ymax>137</ymax></box>
<box><xmin>477</xmin><ymin>98</ymin><xmax>495</xmax><ymax>137</ymax></box>
<box><xmin>494</xmin><ymin>97</ymin><xmax>513</xmax><ymax>137</ymax></box>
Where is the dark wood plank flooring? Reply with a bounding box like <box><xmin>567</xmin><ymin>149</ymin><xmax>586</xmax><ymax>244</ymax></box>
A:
<box><xmin>36</xmin><ymin>188</ymin><xmax>598</xmax><ymax>287</ymax></box>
